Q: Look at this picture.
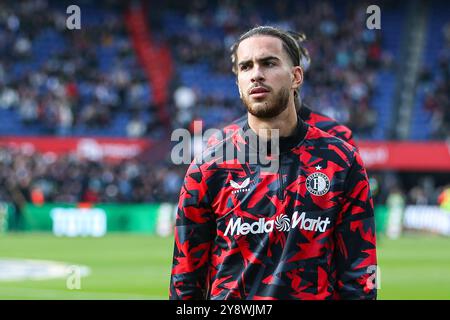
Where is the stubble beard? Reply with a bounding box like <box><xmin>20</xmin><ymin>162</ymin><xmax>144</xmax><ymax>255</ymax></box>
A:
<box><xmin>242</xmin><ymin>87</ymin><xmax>290</xmax><ymax>119</ymax></box>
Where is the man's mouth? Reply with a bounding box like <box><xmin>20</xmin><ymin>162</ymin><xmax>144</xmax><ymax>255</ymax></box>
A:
<box><xmin>249</xmin><ymin>87</ymin><xmax>270</xmax><ymax>96</ymax></box>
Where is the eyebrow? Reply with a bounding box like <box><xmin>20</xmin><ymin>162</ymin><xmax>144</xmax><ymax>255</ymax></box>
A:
<box><xmin>238</xmin><ymin>56</ymin><xmax>281</xmax><ymax>67</ymax></box>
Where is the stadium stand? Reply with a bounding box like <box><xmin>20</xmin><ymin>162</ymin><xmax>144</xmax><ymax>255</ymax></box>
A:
<box><xmin>411</xmin><ymin>0</ymin><xmax>449</xmax><ymax>140</ymax></box>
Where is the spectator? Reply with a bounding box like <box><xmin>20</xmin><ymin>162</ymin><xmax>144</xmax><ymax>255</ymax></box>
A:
<box><xmin>0</xmin><ymin>147</ymin><xmax>185</xmax><ymax>203</ymax></box>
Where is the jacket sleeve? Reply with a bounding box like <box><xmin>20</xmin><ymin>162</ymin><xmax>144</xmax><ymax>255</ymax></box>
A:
<box><xmin>169</xmin><ymin>161</ymin><xmax>216</xmax><ymax>300</ymax></box>
<box><xmin>334</xmin><ymin>150</ymin><xmax>377</xmax><ymax>299</ymax></box>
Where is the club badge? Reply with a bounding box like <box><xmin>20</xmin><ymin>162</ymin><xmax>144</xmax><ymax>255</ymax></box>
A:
<box><xmin>306</xmin><ymin>172</ymin><xmax>330</xmax><ymax>196</ymax></box>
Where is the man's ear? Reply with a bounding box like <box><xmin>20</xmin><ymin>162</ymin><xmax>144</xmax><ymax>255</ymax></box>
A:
<box><xmin>292</xmin><ymin>66</ymin><xmax>303</xmax><ymax>91</ymax></box>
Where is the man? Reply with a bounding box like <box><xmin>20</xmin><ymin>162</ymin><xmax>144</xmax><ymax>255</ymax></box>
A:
<box><xmin>170</xmin><ymin>26</ymin><xmax>377</xmax><ymax>300</ymax></box>
<box><xmin>206</xmin><ymin>31</ymin><xmax>356</xmax><ymax>149</ymax></box>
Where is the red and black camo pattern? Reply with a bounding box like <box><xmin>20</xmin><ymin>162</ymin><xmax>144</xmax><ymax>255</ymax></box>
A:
<box><xmin>299</xmin><ymin>106</ymin><xmax>356</xmax><ymax>148</ymax></box>
<box><xmin>206</xmin><ymin>105</ymin><xmax>356</xmax><ymax>149</ymax></box>
<box><xmin>170</xmin><ymin>123</ymin><xmax>376</xmax><ymax>300</ymax></box>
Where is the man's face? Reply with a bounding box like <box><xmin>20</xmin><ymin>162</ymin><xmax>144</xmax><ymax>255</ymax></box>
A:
<box><xmin>236</xmin><ymin>35</ymin><xmax>301</xmax><ymax>119</ymax></box>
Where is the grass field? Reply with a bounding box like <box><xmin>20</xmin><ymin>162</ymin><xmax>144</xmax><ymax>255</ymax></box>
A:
<box><xmin>0</xmin><ymin>233</ymin><xmax>173</xmax><ymax>299</ymax></box>
<box><xmin>0</xmin><ymin>233</ymin><xmax>449</xmax><ymax>299</ymax></box>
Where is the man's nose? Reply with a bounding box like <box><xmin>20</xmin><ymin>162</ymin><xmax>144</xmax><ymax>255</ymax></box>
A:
<box><xmin>251</xmin><ymin>65</ymin><xmax>265</xmax><ymax>82</ymax></box>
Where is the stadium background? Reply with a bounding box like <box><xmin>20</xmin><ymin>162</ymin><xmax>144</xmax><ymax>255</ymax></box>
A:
<box><xmin>0</xmin><ymin>0</ymin><xmax>449</xmax><ymax>299</ymax></box>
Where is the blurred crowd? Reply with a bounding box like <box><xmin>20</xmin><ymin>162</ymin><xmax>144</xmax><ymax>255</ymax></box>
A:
<box><xmin>370</xmin><ymin>171</ymin><xmax>449</xmax><ymax>207</ymax></box>
<box><xmin>0</xmin><ymin>147</ymin><xmax>185</xmax><ymax>206</ymax></box>
<box><xmin>0</xmin><ymin>0</ymin><xmax>393</xmax><ymax>139</ymax></box>
<box><xmin>0</xmin><ymin>0</ymin><xmax>163</xmax><ymax>137</ymax></box>
<box><xmin>0</xmin><ymin>0</ymin><xmax>447</xmax><ymax>140</ymax></box>
<box><xmin>418</xmin><ymin>22</ymin><xmax>450</xmax><ymax>140</ymax></box>
<box><xmin>294</xmin><ymin>2</ymin><xmax>386</xmax><ymax>139</ymax></box>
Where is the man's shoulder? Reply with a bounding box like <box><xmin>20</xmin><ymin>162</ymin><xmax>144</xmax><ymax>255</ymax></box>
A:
<box><xmin>301</xmin><ymin>105</ymin><xmax>342</xmax><ymax>128</ymax></box>
<box><xmin>301</xmin><ymin>105</ymin><xmax>355</xmax><ymax>147</ymax></box>
<box><xmin>308</xmin><ymin>110</ymin><xmax>352</xmax><ymax>132</ymax></box>
<box><xmin>303</xmin><ymin>125</ymin><xmax>357</xmax><ymax>166</ymax></box>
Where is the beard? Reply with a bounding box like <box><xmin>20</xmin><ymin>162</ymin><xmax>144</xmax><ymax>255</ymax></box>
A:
<box><xmin>242</xmin><ymin>87</ymin><xmax>290</xmax><ymax>119</ymax></box>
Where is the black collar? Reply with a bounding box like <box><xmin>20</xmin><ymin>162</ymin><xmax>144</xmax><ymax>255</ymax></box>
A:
<box><xmin>242</xmin><ymin>113</ymin><xmax>308</xmax><ymax>154</ymax></box>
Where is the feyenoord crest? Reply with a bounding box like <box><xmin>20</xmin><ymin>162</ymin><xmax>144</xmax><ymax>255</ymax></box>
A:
<box><xmin>306</xmin><ymin>172</ymin><xmax>330</xmax><ymax>196</ymax></box>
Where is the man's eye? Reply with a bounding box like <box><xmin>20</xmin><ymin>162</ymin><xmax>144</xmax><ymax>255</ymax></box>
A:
<box><xmin>265</xmin><ymin>61</ymin><xmax>275</xmax><ymax>67</ymax></box>
<box><xmin>240</xmin><ymin>65</ymin><xmax>249</xmax><ymax>71</ymax></box>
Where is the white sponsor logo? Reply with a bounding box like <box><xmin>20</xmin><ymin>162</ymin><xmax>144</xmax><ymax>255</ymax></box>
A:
<box><xmin>51</xmin><ymin>208</ymin><xmax>107</xmax><ymax>237</ymax></box>
<box><xmin>306</xmin><ymin>172</ymin><xmax>330</xmax><ymax>196</ymax></box>
<box><xmin>224</xmin><ymin>212</ymin><xmax>331</xmax><ymax>236</ymax></box>
<box><xmin>230</xmin><ymin>178</ymin><xmax>251</xmax><ymax>194</ymax></box>
<box><xmin>275</xmin><ymin>214</ymin><xmax>290</xmax><ymax>231</ymax></box>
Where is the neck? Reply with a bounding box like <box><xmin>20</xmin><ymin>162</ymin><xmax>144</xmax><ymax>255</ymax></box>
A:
<box><xmin>248</xmin><ymin>102</ymin><xmax>298</xmax><ymax>140</ymax></box>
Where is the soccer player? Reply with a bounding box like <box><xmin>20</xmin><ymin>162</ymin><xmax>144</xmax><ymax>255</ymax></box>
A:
<box><xmin>206</xmin><ymin>31</ymin><xmax>356</xmax><ymax>149</ymax></box>
<box><xmin>170</xmin><ymin>26</ymin><xmax>377</xmax><ymax>300</ymax></box>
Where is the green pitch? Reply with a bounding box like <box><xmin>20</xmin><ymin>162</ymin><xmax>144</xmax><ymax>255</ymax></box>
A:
<box><xmin>0</xmin><ymin>233</ymin><xmax>174</xmax><ymax>299</ymax></box>
<box><xmin>376</xmin><ymin>235</ymin><xmax>450</xmax><ymax>299</ymax></box>
<box><xmin>0</xmin><ymin>233</ymin><xmax>449</xmax><ymax>299</ymax></box>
